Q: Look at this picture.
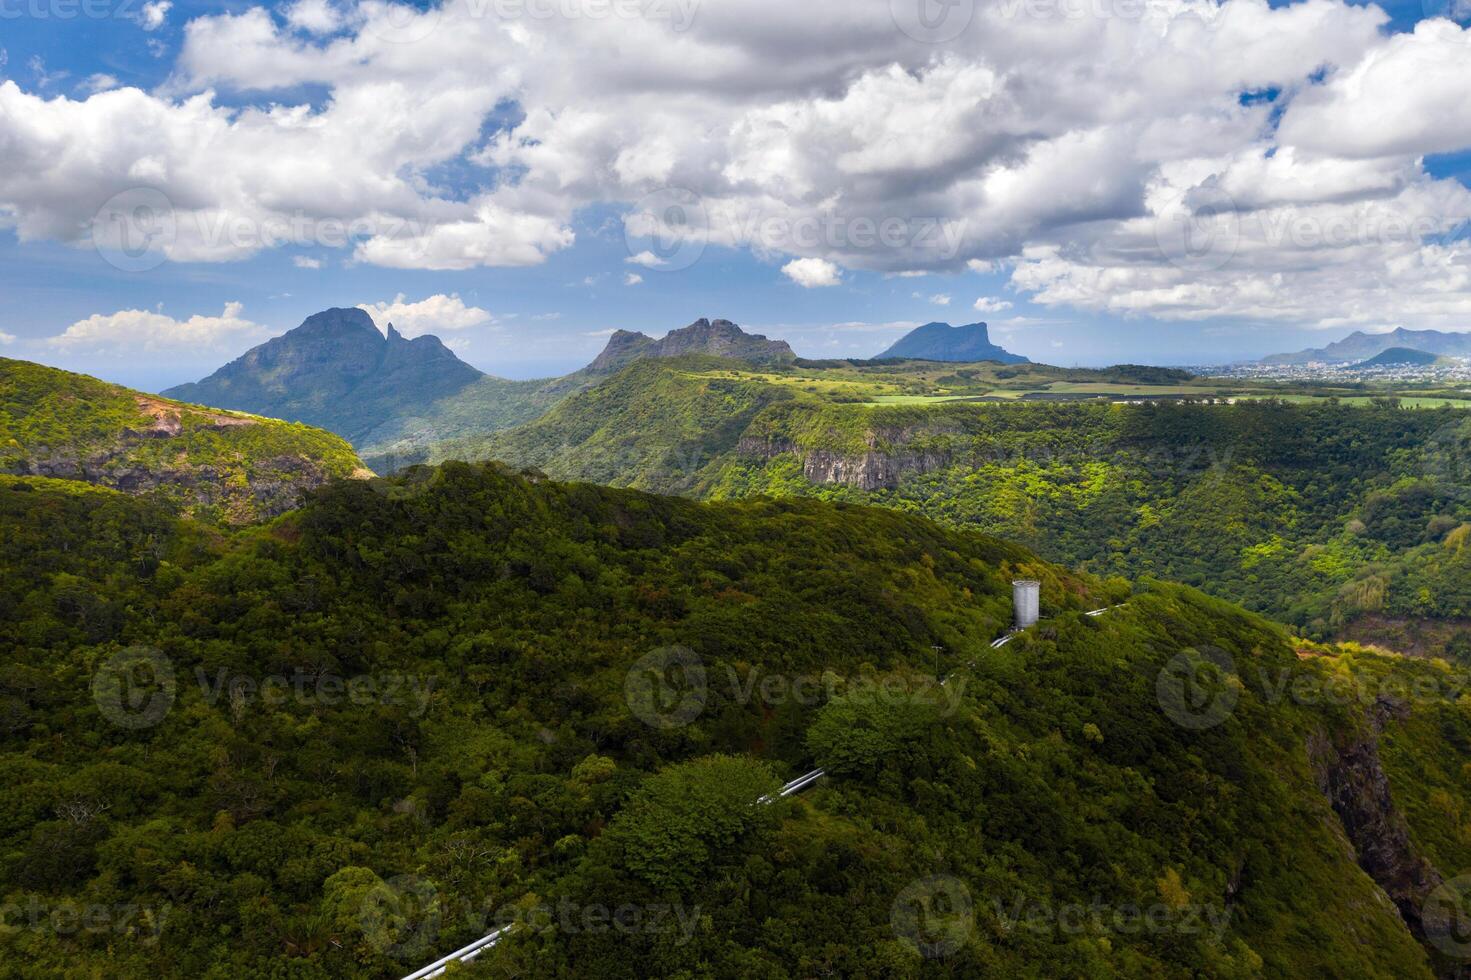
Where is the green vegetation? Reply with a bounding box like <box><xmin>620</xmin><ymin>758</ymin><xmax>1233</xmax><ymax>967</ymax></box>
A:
<box><xmin>2</xmin><ymin>464</ymin><xmax>1469</xmax><ymax>977</ymax></box>
<box><xmin>451</xmin><ymin>355</ymin><xmax>1471</xmax><ymax>657</ymax></box>
<box><xmin>1</xmin><ymin>357</ymin><xmax>364</xmax><ymax>523</ymax></box>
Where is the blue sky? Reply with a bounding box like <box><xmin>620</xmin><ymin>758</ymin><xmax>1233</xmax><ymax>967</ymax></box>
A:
<box><xmin>3</xmin><ymin>0</ymin><xmax>1470</xmax><ymax>389</ymax></box>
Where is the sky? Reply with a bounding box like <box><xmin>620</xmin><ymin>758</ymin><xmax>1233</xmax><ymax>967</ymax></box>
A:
<box><xmin>2</xmin><ymin>0</ymin><xmax>1471</xmax><ymax>389</ymax></box>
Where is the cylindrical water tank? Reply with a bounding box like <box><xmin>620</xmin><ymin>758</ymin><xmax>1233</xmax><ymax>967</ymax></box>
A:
<box><xmin>1012</xmin><ymin>579</ymin><xmax>1040</xmax><ymax>629</ymax></box>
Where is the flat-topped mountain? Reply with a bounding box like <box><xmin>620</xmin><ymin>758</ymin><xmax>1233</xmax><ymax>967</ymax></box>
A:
<box><xmin>876</xmin><ymin>321</ymin><xmax>1027</xmax><ymax>363</ymax></box>
<box><xmin>588</xmin><ymin>318</ymin><xmax>796</xmax><ymax>373</ymax></box>
<box><xmin>1263</xmin><ymin>327</ymin><xmax>1471</xmax><ymax>365</ymax></box>
<box><xmin>163</xmin><ymin>308</ymin><xmax>485</xmax><ymax>445</ymax></box>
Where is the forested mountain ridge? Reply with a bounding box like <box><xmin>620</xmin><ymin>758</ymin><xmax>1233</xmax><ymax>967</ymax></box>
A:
<box><xmin>448</xmin><ymin>356</ymin><xmax>1471</xmax><ymax>656</ymax></box>
<box><xmin>2</xmin><ymin>463</ymin><xmax>1469</xmax><ymax>977</ymax></box>
<box><xmin>0</xmin><ymin>356</ymin><xmax>365</xmax><ymax>523</ymax></box>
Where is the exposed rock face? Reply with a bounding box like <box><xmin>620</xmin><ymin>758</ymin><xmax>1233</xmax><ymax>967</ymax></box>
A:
<box><xmin>163</xmin><ymin>308</ymin><xmax>485</xmax><ymax>445</ymax></box>
<box><xmin>736</xmin><ymin>433</ymin><xmax>952</xmax><ymax>490</ymax></box>
<box><xmin>1311</xmin><ymin>696</ymin><xmax>1459</xmax><ymax>973</ymax></box>
<box><xmin>588</xmin><ymin>318</ymin><xmax>796</xmax><ymax>374</ymax></box>
<box><xmin>876</xmin><ymin>321</ymin><xmax>1028</xmax><ymax>363</ymax></box>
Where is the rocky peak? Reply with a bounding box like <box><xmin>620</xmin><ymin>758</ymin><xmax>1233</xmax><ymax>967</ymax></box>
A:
<box><xmin>587</xmin><ymin>317</ymin><xmax>796</xmax><ymax>373</ymax></box>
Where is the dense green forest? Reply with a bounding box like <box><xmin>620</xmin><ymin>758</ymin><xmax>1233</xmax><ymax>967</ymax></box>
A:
<box><xmin>3</xmin><ymin>464</ymin><xmax>1469</xmax><ymax>977</ymax></box>
<box><xmin>455</xmin><ymin>356</ymin><xmax>1471</xmax><ymax>657</ymax></box>
<box><xmin>1</xmin><ymin>358</ymin><xmax>365</xmax><ymax>523</ymax></box>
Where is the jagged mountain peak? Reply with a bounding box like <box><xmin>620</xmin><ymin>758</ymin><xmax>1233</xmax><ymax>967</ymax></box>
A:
<box><xmin>588</xmin><ymin>317</ymin><xmax>796</xmax><ymax>373</ymax></box>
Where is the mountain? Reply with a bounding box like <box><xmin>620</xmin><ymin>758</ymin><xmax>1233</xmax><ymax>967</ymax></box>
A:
<box><xmin>587</xmin><ymin>317</ymin><xmax>796</xmax><ymax>373</ymax></box>
<box><xmin>165</xmin><ymin>311</ymin><xmax>800</xmax><ymax>473</ymax></box>
<box><xmin>163</xmin><ymin>307</ymin><xmax>485</xmax><ymax>447</ymax></box>
<box><xmin>876</xmin><ymin>321</ymin><xmax>1027</xmax><ymax>363</ymax></box>
<box><xmin>1357</xmin><ymin>347</ymin><xmax>1441</xmax><ymax>368</ymax></box>
<box><xmin>1263</xmin><ymin>327</ymin><xmax>1471</xmax><ymax>364</ymax></box>
<box><xmin>1</xmin><ymin>356</ymin><xmax>365</xmax><ymax>522</ymax></box>
<box><xmin>1</xmin><ymin>461</ymin><xmax>1464</xmax><ymax>977</ymax></box>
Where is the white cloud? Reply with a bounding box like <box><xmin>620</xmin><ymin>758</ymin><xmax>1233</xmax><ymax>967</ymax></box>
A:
<box><xmin>357</xmin><ymin>292</ymin><xmax>493</xmax><ymax>338</ymax></box>
<box><xmin>81</xmin><ymin>74</ymin><xmax>120</xmax><ymax>94</ymax></box>
<box><xmin>624</xmin><ymin>272</ymin><xmax>643</xmax><ymax>286</ymax></box>
<box><xmin>47</xmin><ymin>302</ymin><xmax>267</xmax><ymax>354</ymax></box>
<box><xmin>930</xmin><ymin>294</ymin><xmax>951</xmax><ymax>306</ymax></box>
<box><xmin>0</xmin><ymin>0</ymin><xmax>1467</xmax><ymax>331</ymax></box>
<box><xmin>974</xmin><ymin>296</ymin><xmax>1014</xmax><ymax>313</ymax></box>
<box><xmin>283</xmin><ymin>0</ymin><xmax>342</xmax><ymax>35</ymax></box>
<box><xmin>782</xmin><ymin>257</ymin><xmax>842</xmax><ymax>288</ymax></box>
<box><xmin>293</xmin><ymin>255</ymin><xmax>323</xmax><ymax>269</ymax></box>
<box><xmin>626</xmin><ymin>251</ymin><xmax>667</xmax><ymax>268</ymax></box>
<box><xmin>0</xmin><ymin>330</ymin><xmax>14</xmax><ymax>345</ymax></box>
<box><xmin>138</xmin><ymin>1</ymin><xmax>171</xmax><ymax>31</ymax></box>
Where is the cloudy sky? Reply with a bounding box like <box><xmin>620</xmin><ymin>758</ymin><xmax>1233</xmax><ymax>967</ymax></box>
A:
<box><xmin>2</xmin><ymin>0</ymin><xmax>1470</xmax><ymax>387</ymax></box>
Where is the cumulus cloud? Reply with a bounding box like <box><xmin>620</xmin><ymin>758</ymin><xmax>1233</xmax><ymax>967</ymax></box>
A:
<box><xmin>357</xmin><ymin>293</ymin><xmax>493</xmax><ymax>337</ymax></box>
<box><xmin>974</xmin><ymin>296</ymin><xmax>1013</xmax><ymax>313</ymax></box>
<box><xmin>47</xmin><ymin>302</ymin><xmax>268</xmax><ymax>354</ymax></box>
<box><xmin>293</xmin><ymin>255</ymin><xmax>323</xmax><ymax>269</ymax></box>
<box><xmin>783</xmin><ymin>257</ymin><xmax>842</xmax><ymax>288</ymax></box>
<box><xmin>138</xmin><ymin>1</ymin><xmax>171</xmax><ymax>31</ymax></box>
<box><xmin>624</xmin><ymin>272</ymin><xmax>643</xmax><ymax>285</ymax></box>
<box><xmin>0</xmin><ymin>331</ymin><xmax>14</xmax><ymax>345</ymax></box>
<box><xmin>0</xmin><ymin>0</ymin><xmax>1469</xmax><ymax>329</ymax></box>
<box><xmin>283</xmin><ymin>0</ymin><xmax>342</xmax><ymax>34</ymax></box>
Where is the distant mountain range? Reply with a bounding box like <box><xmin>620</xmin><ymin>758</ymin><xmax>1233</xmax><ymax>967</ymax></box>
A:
<box><xmin>1262</xmin><ymin>327</ymin><xmax>1471</xmax><ymax>365</ymax></box>
<box><xmin>163</xmin><ymin>312</ymin><xmax>804</xmax><ymax>472</ymax></box>
<box><xmin>876</xmin><ymin>321</ymin><xmax>1026</xmax><ymax>363</ymax></box>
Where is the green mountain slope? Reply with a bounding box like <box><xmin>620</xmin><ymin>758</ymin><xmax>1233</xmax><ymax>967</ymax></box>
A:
<box><xmin>1</xmin><ymin>356</ymin><xmax>365</xmax><ymax>523</ymax></box>
<box><xmin>0</xmin><ymin>464</ymin><xmax>1465</xmax><ymax>977</ymax></box>
<box><xmin>442</xmin><ymin>359</ymin><xmax>1471</xmax><ymax>655</ymax></box>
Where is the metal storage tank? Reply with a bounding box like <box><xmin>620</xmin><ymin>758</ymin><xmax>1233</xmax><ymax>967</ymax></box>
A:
<box><xmin>1012</xmin><ymin>579</ymin><xmax>1040</xmax><ymax>629</ymax></box>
